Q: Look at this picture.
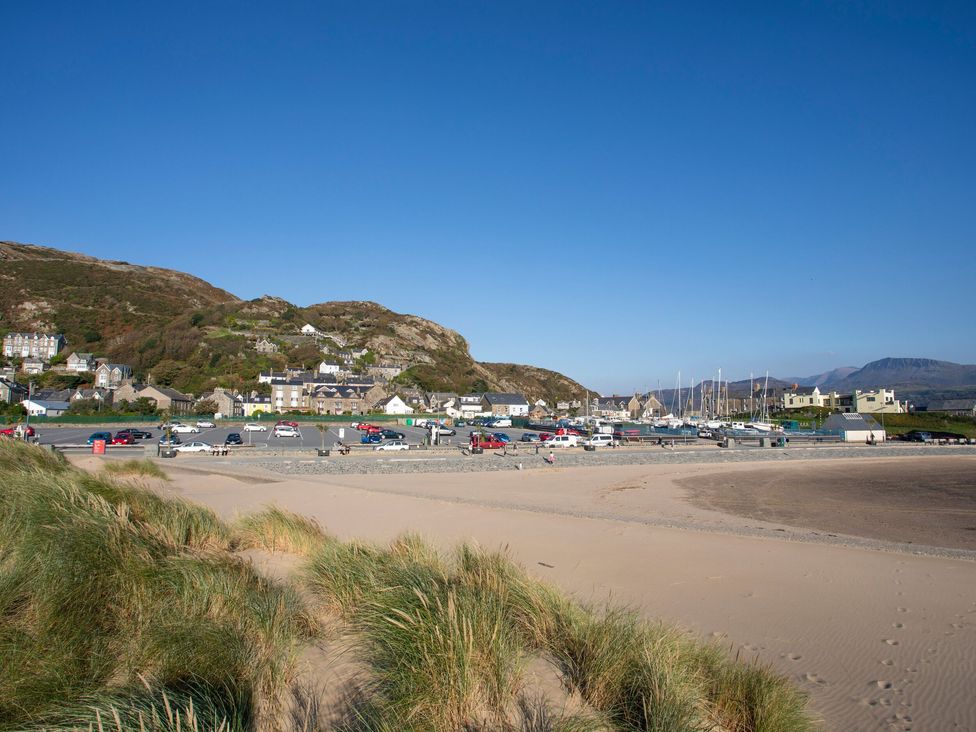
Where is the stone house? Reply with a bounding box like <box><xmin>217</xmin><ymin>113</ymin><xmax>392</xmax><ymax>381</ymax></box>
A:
<box><xmin>0</xmin><ymin>377</ymin><xmax>28</xmax><ymax>404</ymax></box>
<box><xmin>3</xmin><ymin>332</ymin><xmax>65</xmax><ymax>360</ymax></box>
<box><xmin>95</xmin><ymin>363</ymin><xmax>132</xmax><ymax>389</ymax></box>
<box><xmin>255</xmin><ymin>338</ymin><xmax>279</xmax><ymax>354</ymax></box>
<box><xmin>481</xmin><ymin>393</ymin><xmax>530</xmax><ymax>417</ymax></box>
<box><xmin>66</xmin><ymin>352</ymin><xmax>96</xmax><ymax>372</ymax></box>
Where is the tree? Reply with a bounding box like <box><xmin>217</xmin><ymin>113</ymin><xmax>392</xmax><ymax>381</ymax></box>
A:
<box><xmin>195</xmin><ymin>399</ymin><xmax>219</xmax><ymax>416</ymax></box>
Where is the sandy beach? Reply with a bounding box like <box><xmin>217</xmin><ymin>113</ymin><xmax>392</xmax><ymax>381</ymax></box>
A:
<box><xmin>146</xmin><ymin>454</ymin><xmax>976</xmax><ymax>731</ymax></box>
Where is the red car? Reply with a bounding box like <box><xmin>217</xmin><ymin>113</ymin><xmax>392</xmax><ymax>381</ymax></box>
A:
<box><xmin>539</xmin><ymin>432</ymin><xmax>554</xmax><ymax>442</ymax></box>
<box><xmin>0</xmin><ymin>426</ymin><xmax>35</xmax><ymax>437</ymax></box>
<box><xmin>555</xmin><ymin>427</ymin><xmax>584</xmax><ymax>436</ymax></box>
<box><xmin>470</xmin><ymin>434</ymin><xmax>506</xmax><ymax>450</ymax></box>
<box><xmin>276</xmin><ymin>420</ymin><xmax>300</xmax><ymax>429</ymax></box>
<box><xmin>112</xmin><ymin>433</ymin><xmax>136</xmax><ymax>445</ymax></box>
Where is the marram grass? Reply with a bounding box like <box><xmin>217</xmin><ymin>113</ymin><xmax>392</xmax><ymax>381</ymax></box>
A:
<box><xmin>232</xmin><ymin>505</ymin><xmax>328</xmax><ymax>556</ymax></box>
<box><xmin>0</xmin><ymin>439</ymin><xmax>310</xmax><ymax>730</ymax></box>
<box><xmin>101</xmin><ymin>458</ymin><xmax>170</xmax><ymax>480</ymax></box>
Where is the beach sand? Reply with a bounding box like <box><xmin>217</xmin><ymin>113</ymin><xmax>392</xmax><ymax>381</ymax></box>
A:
<box><xmin>154</xmin><ymin>454</ymin><xmax>976</xmax><ymax>731</ymax></box>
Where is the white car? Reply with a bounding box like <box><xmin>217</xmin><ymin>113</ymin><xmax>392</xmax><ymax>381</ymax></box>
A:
<box><xmin>195</xmin><ymin>420</ymin><xmax>216</xmax><ymax>429</ymax></box>
<box><xmin>174</xmin><ymin>441</ymin><xmax>212</xmax><ymax>453</ymax></box>
<box><xmin>548</xmin><ymin>434</ymin><xmax>579</xmax><ymax>448</ymax></box>
<box><xmin>582</xmin><ymin>434</ymin><xmax>618</xmax><ymax>448</ymax></box>
<box><xmin>375</xmin><ymin>440</ymin><xmax>409</xmax><ymax>451</ymax></box>
<box><xmin>272</xmin><ymin>426</ymin><xmax>300</xmax><ymax>437</ymax></box>
<box><xmin>242</xmin><ymin>423</ymin><xmax>267</xmax><ymax>432</ymax></box>
<box><xmin>170</xmin><ymin>424</ymin><xmax>201</xmax><ymax>434</ymax></box>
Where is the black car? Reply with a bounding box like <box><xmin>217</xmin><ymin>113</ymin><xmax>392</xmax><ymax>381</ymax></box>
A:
<box><xmin>380</xmin><ymin>429</ymin><xmax>405</xmax><ymax>440</ymax></box>
<box><xmin>118</xmin><ymin>428</ymin><xmax>153</xmax><ymax>440</ymax></box>
<box><xmin>224</xmin><ymin>433</ymin><xmax>243</xmax><ymax>445</ymax></box>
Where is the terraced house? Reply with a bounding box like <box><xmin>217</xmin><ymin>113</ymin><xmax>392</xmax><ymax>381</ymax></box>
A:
<box><xmin>3</xmin><ymin>332</ymin><xmax>64</xmax><ymax>360</ymax></box>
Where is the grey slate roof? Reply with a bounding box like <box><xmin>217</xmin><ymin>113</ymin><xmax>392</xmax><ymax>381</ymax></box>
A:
<box><xmin>483</xmin><ymin>392</ymin><xmax>529</xmax><ymax>406</ymax></box>
<box><xmin>822</xmin><ymin>413</ymin><xmax>882</xmax><ymax>432</ymax></box>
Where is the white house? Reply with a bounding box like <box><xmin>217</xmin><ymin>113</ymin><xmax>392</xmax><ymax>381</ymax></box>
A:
<box><xmin>458</xmin><ymin>394</ymin><xmax>485</xmax><ymax>418</ymax></box>
<box><xmin>375</xmin><ymin>395</ymin><xmax>413</xmax><ymax>415</ymax></box>
<box><xmin>22</xmin><ymin>399</ymin><xmax>71</xmax><ymax>417</ymax></box>
<box><xmin>66</xmin><ymin>352</ymin><xmax>96</xmax><ymax>373</ymax></box>
<box><xmin>822</xmin><ymin>413</ymin><xmax>886</xmax><ymax>443</ymax></box>
<box><xmin>318</xmin><ymin>360</ymin><xmax>342</xmax><ymax>375</ymax></box>
<box><xmin>301</xmin><ymin>323</ymin><xmax>324</xmax><ymax>337</ymax></box>
<box><xmin>481</xmin><ymin>393</ymin><xmax>530</xmax><ymax>417</ymax></box>
<box><xmin>22</xmin><ymin>359</ymin><xmax>48</xmax><ymax>375</ymax></box>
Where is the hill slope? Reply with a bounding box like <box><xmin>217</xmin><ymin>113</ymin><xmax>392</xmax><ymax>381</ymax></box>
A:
<box><xmin>0</xmin><ymin>241</ymin><xmax>589</xmax><ymax>402</ymax></box>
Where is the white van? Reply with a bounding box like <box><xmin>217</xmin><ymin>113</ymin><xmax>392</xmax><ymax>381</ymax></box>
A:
<box><xmin>490</xmin><ymin>417</ymin><xmax>512</xmax><ymax>428</ymax></box>
<box><xmin>583</xmin><ymin>434</ymin><xmax>618</xmax><ymax>448</ymax></box>
<box><xmin>548</xmin><ymin>434</ymin><xmax>579</xmax><ymax>448</ymax></box>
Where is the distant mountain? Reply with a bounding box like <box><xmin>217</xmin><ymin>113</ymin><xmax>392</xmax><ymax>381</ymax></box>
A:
<box><xmin>829</xmin><ymin>357</ymin><xmax>976</xmax><ymax>390</ymax></box>
<box><xmin>784</xmin><ymin>366</ymin><xmax>860</xmax><ymax>387</ymax></box>
<box><xmin>0</xmin><ymin>241</ymin><xmax>590</xmax><ymax>402</ymax></box>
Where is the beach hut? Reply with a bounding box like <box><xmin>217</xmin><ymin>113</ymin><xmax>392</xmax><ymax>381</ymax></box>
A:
<box><xmin>822</xmin><ymin>413</ymin><xmax>885</xmax><ymax>443</ymax></box>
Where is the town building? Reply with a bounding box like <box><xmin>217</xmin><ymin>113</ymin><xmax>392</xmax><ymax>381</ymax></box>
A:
<box><xmin>781</xmin><ymin>386</ymin><xmax>825</xmax><ymax>410</ymax></box>
<box><xmin>2</xmin><ymin>332</ymin><xmax>65</xmax><ymax>360</ymax></box>
<box><xmin>920</xmin><ymin>399</ymin><xmax>976</xmax><ymax>416</ymax></box>
<box><xmin>822</xmin><ymin>413</ymin><xmax>886</xmax><ymax>443</ymax></box>
<box><xmin>481</xmin><ymin>392</ymin><xmax>530</xmax><ymax>417</ymax></box>
<box><xmin>458</xmin><ymin>393</ymin><xmax>485</xmax><ymax>418</ymax></box>
<box><xmin>94</xmin><ymin>363</ymin><xmax>132</xmax><ymax>389</ymax></box>
<box><xmin>196</xmin><ymin>387</ymin><xmax>243</xmax><ymax>418</ymax></box>
<box><xmin>318</xmin><ymin>360</ymin><xmax>342</xmax><ymax>375</ymax></box>
<box><xmin>21</xmin><ymin>399</ymin><xmax>71</xmax><ymax>417</ymax></box>
<box><xmin>21</xmin><ymin>359</ymin><xmax>47</xmax><ymax>375</ymax></box>
<box><xmin>238</xmin><ymin>394</ymin><xmax>274</xmax><ymax>417</ymax></box>
<box><xmin>65</xmin><ymin>352</ymin><xmax>96</xmax><ymax>372</ymax></box>
<box><xmin>373</xmin><ymin>394</ymin><xmax>413</xmax><ymax>415</ymax></box>
<box><xmin>254</xmin><ymin>338</ymin><xmax>279</xmax><ymax>354</ymax></box>
<box><xmin>137</xmin><ymin>386</ymin><xmax>194</xmax><ymax>415</ymax></box>
<box><xmin>0</xmin><ymin>377</ymin><xmax>28</xmax><ymax>404</ymax></box>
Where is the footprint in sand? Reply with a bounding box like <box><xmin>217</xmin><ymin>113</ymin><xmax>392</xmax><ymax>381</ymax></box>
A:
<box><xmin>803</xmin><ymin>673</ymin><xmax>827</xmax><ymax>685</ymax></box>
<box><xmin>893</xmin><ymin>622</ymin><xmax>905</xmax><ymax>629</ymax></box>
<box><xmin>881</xmin><ymin>659</ymin><xmax>894</xmax><ymax>666</ymax></box>
<box><xmin>884</xmin><ymin>639</ymin><xmax>900</xmax><ymax>646</ymax></box>
<box><xmin>897</xmin><ymin>607</ymin><xmax>909</xmax><ymax>613</ymax></box>
<box><xmin>787</xmin><ymin>653</ymin><xmax>802</xmax><ymax>661</ymax></box>
<box><xmin>872</xmin><ymin>680</ymin><xmax>894</xmax><ymax>689</ymax></box>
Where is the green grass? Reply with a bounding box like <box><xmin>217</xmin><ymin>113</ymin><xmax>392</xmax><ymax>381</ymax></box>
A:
<box><xmin>232</xmin><ymin>505</ymin><xmax>329</xmax><ymax>556</ymax></box>
<box><xmin>102</xmin><ymin>458</ymin><xmax>170</xmax><ymax>480</ymax></box>
<box><xmin>873</xmin><ymin>411</ymin><xmax>976</xmax><ymax>437</ymax></box>
<box><xmin>0</xmin><ymin>439</ymin><xmax>312</xmax><ymax>729</ymax></box>
<box><xmin>302</xmin><ymin>536</ymin><xmax>816</xmax><ymax>732</ymax></box>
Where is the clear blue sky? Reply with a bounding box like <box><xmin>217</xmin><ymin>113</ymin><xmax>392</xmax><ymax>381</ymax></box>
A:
<box><xmin>3</xmin><ymin>2</ymin><xmax>974</xmax><ymax>394</ymax></box>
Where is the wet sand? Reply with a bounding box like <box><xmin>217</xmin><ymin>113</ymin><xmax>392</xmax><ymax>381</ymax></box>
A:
<box><xmin>678</xmin><ymin>457</ymin><xmax>976</xmax><ymax>551</ymax></box>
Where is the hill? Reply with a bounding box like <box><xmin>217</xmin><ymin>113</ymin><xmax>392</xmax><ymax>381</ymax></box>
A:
<box><xmin>0</xmin><ymin>241</ymin><xmax>590</xmax><ymax>403</ymax></box>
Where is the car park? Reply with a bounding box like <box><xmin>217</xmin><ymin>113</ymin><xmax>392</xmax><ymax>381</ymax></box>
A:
<box><xmin>242</xmin><ymin>423</ymin><xmax>267</xmax><ymax>432</ymax></box>
<box><xmin>158</xmin><ymin>434</ymin><xmax>183</xmax><ymax>446</ymax></box>
<box><xmin>375</xmin><ymin>440</ymin><xmax>409</xmax><ymax>451</ymax></box>
<box><xmin>272</xmin><ymin>425</ymin><xmax>300</xmax><ymax>437</ymax></box>
<box><xmin>435</xmin><ymin>426</ymin><xmax>456</xmax><ymax>436</ymax></box>
<box><xmin>380</xmin><ymin>429</ymin><xmax>405</xmax><ymax>440</ymax></box>
<box><xmin>361</xmin><ymin>433</ymin><xmax>382</xmax><ymax>444</ymax></box>
<box><xmin>117</xmin><ymin>428</ymin><xmax>152</xmax><ymax>439</ymax></box>
<box><xmin>170</xmin><ymin>424</ymin><xmax>200</xmax><ymax>434</ymax></box>
<box><xmin>87</xmin><ymin>431</ymin><xmax>113</xmax><ymax>445</ymax></box>
<box><xmin>112</xmin><ymin>433</ymin><xmax>136</xmax><ymax>445</ymax></box>
<box><xmin>195</xmin><ymin>420</ymin><xmax>216</xmax><ymax>429</ymax></box>
<box><xmin>539</xmin><ymin>432</ymin><xmax>554</xmax><ymax>442</ymax></box>
<box><xmin>469</xmin><ymin>434</ymin><xmax>507</xmax><ymax>450</ymax></box>
<box><xmin>158</xmin><ymin>421</ymin><xmax>184</xmax><ymax>430</ymax></box>
<box><xmin>276</xmin><ymin>420</ymin><xmax>300</xmax><ymax>428</ymax></box>
<box><xmin>491</xmin><ymin>432</ymin><xmax>511</xmax><ymax>443</ymax></box>
<box><xmin>224</xmin><ymin>433</ymin><xmax>243</xmax><ymax>445</ymax></box>
<box><xmin>175</xmin><ymin>441</ymin><xmax>212</xmax><ymax>453</ymax></box>
<box><xmin>519</xmin><ymin>432</ymin><xmax>541</xmax><ymax>442</ymax></box>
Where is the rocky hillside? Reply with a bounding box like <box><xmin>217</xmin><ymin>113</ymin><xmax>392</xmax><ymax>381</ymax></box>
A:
<box><xmin>0</xmin><ymin>241</ymin><xmax>590</xmax><ymax>402</ymax></box>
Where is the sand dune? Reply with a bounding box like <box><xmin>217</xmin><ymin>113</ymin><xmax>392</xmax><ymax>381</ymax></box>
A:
<box><xmin>163</xmin><ymin>455</ymin><xmax>976</xmax><ymax>731</ymax></box>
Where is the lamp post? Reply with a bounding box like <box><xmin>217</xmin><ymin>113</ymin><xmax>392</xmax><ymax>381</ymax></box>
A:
<box><xmin>23</xmin><ymin>381</ymin><xmax>33</xmax><ymax>439</ymax></box>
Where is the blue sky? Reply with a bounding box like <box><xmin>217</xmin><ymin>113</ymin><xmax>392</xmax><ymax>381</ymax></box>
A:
<box><xmin>2</xmin><ymin>1</ymin><xmax>974</xmax><ymax>393</ymax></box>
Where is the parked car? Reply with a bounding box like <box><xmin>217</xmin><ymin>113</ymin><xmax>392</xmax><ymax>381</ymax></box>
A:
<box><xmin>490</xmin><ymin>417</ymin><xmax>513</xmax><ymax>428</ymax></box>
<box><xmin>158</xmin><ymin>421</ymin><xmax>184</xmax><ymax>430</ymax></box>
<box><xmin>519</xmin><ymin>432</ymin><xmax>541</xmax><ymax>442</ymax></box>
<box><xmin>272</xmin><ymin>425</ymin><xmax>300</xmax><ymax>437</ymax></box>
<box><xmin>355</xmin><ymin>422</ymin><xmax>376</xmax><ymax>431</ymax></box>
<box><xmin>582</xmin><ymin>434</ymin><xmax>617</xmax><ymax>448</ymax></box>
<box><xmin>87</xmin><ymin>431</ymin><xmax>113</xmax><ymax>445</ymax></box>
<box><xmin>242</xmin><ymin>423</ymin><xmax>267</xmax><ymax>432</ymax></box>
<box><xmin>548</xmin><ymin>434</ymin><xmax>579</xmax><ymax>448</ymax></box>
<box><xmin>175</xmin><ymin>441</ymin><xmax>213</xmax><ymax>453</ymax></box>
<box><xmin>276</xmin><ymin>419</ymin><xmax>300</xmax><ymax>428</ymax></box>
<box><xmin>469</xmin><ymin>434</ymin><xmax>507</xmax><ymax>450</ymax></box>
<box><xmin>117</xmin><ymin>428</ymin><xmax>152</xmax><ymax>439</ymax></box>
<box><xmin>361</xmin><ymin>433</ymin><xmax>382</xmax><ymax>444</ymax></box>
<box><xmin>904</xmin><ymin>431</ymin><xmax>933</xmax><ymax>443</ymax></box>
<box><xmin>436</xmin><ymin>426</ymin><xmax>456</xmax><ymax>436</ymax></box>
<box><xmin>539</xmin><ymin>432</ymin><xmax>554</xmax><ymax>442</ymax></box>
<box><xmin>171</xmin><ymin>424</ymin><xmax>201</xmax><ymax>434</ymax></box>
<box><xmin>195</xmin><ymin>420</ymin><xmax>216</xmax><ymax>429</ymax></box>
<box><xmin>380</xmin><ymin>429</ymin><xmax>405</xmax><ymax>440</ymax></box>
<box><xmin>224</xmin><ymin>433</ymin><xmax>243</xmax><ymax>445</ymax></box>
<box><xmin>375</xmin><ymin>440</ymin><xmax>409</xmax><ymax>451</ymax></box>
<box><xmin>158</xmin><ymin>435</ymin><xmax>183</xmax><ymax>446</ymax></box>
<box><xmin>0</xmin><ymin>425</ymin><xmax>35</xmax><ymax>437</ymax></box>
<box><xmin>112</xmin><ymin>433</ymin><xmax>136</xmax><ymax>445</ymax></box>
<box><xmin>491</xmin><ymin>432</ymin><xmax>511</xmax><ymax>443</ymax></box>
